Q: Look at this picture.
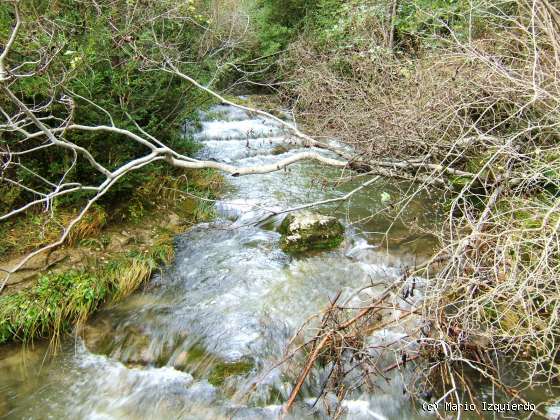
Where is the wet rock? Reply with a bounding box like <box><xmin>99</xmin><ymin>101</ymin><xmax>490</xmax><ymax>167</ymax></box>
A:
<box><xmin>172</xmin><ymin>351</ymin><xmax>189</xmax><ymax>371</ymax></box>
<box><xmin>278</xmin><ymin>211</ymin><xmax>344</xmax><ymax>254</ymax></box>
<box><xmin>83</xmin><ymin>321</ymin><xmax>160</xmax><ymax>366</ymax></box>
<box><xmin>106</xmin><ymin>233</ymin><xmax>133</xmax><ymax>252</ymax></box>
<box><xmin>228</xmin><ymin>405</ymin><xmax>282</xmax><ymax>419</ymax></box>
<box><xmin>208</xmin><ymin>359</ymin><xmax>254</xmax><ymax>386</ymax></box>
<box><xmin>119</xmin><ymin>334</ymin><xmax>155</xmax><ymax>366</ymax></box>
<box><xmin>81</xmin><ymin>318</ymin><xmax>114</xmax><ymax>352</ymax></box>
<box><xmin>167</xmin><ymin>212</ymin><xmax>181</xmax><ymax>229</ymax></box>
<box><xmin>271</xmin><ymin>144</ymin><xmax>289</xmax><ymax>155</ymax></box>
<box><xmin>185</xmin><ymin>381</ymin><xmax>217</xmax><ymax>404</ymax></box>
<box><xmin>0</xmin><ymin>393</ymin><xmax>10</xmax><ymax>417</ymax></box>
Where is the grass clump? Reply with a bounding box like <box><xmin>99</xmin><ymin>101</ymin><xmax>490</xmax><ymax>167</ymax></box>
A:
<box><xmin>106</xmin><ymin>237</ymin><xmax>175</xmax><ymax>301</ymax></box>
<box><xmin>0</xmin><ymin>234</ymin><xmax>176</xmax><ymax>345</ymax></box>
<box><xmin>0</xmin><ymin>271</ymin><xmax>107</xmax><ymax>344</ymax></box>
<box><xmin>0</xmin><ymin>204</ymin><xmax>108</xmax><ymax>259</ymax></box>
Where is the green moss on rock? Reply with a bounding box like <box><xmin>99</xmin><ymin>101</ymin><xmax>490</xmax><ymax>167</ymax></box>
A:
<box><xmin>208</xmin><ymin>359</ymin><xmax>254</xmax><ymax>386</ymax></box>
<box><xmin>278</xmin><ymin>211</ymin><xmax>344</xmax><ymax>254</ymax></box>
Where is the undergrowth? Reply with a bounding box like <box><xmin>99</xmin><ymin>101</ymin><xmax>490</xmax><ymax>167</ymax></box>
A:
<box><xmin>0</xmin><ymin>166</ymin><xmax>223</xmax><ymax>345</ymax></box>
<box><xmin>0</xmin><ymin>240</ymin><xmax>174</xmax><ymax>345</ymax></box>
<box><xmin>0</xmin><ymin>167</ymin><xmax>222</xmax><ymax>260</ymax></box>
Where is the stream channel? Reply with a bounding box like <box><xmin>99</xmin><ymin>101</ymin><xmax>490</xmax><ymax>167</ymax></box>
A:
<box><xmin>0</xmin><ymin>103</ymin><xmax>558</xmax><ymax>419</ymax></box>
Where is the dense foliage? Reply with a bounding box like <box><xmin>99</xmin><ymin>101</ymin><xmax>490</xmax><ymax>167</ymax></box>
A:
<box><xmin>244</xmin><ymin>0</ymin><xmax>507</xmax><ymax>76</ymax></box>
<box><xmin>0</xmin><ymin>0</ymin><xmax>226</xmax><ymax>340</ymax></box>
<box><xmin>0</xmin><ymin>0</ymin><xmax>219</xmax><ymax>213</ymax></box>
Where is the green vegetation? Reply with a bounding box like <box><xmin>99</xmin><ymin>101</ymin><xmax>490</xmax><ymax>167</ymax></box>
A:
<box><xmin>0</xmin><ymin>242</ymin><xmax>172</xmax><ymax>345</ymax></box>
<box><xmin>1</xmin><ymin>0</ymin><xmax>558</xmax><ymax>409</ymax></box>
<box><xmin>236</xmin><ymin>0</ymin><xmax>508</xmax><ymax>81</ymax></box>
<box><xmin>0</xmin><ymin>216</ymin><xmax>179</xmax><ymax>345</ymax></box>
<box><xmin>0</xmin><ymin>271</ymin><xmax>105</xmax><ymax>344</ymax></box>
<box><xmin>0</xmin><ymin>0</ymin><xmax>227</xmax><ymax>258</ymax></box>
<box><xmin>0</xmin><ymin>0</ymin><xmax>232</xmax><ymax>344</ymax></box>
<box><xmin>0</xmin><ymin>0</ymin><xmax>218</xmax><ymax>215</ymax></box>
<box><xmin>0</xmin><ymin>166</ymin><xmax>222</xmax><ymax>345</ymax></box>
<box><xmin>208</xmin><ymin>359</ymin><xmax>254</xmax><ymax>386</ymax></box>
<box><xmin>0</xmin><ymin>168</ymin><xmax>222</xmax><ymax>259</ymax></box>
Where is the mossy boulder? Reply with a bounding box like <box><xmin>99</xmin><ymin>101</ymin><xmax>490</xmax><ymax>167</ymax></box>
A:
<box><xmin>278</xmin><ymin>211</ymin><xmax>344</xmax><ymax>254</ymax></box>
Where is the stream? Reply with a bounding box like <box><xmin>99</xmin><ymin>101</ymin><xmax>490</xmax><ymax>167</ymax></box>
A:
<box><xmin>0</xmin><ymin>103</ymin><xmax>557</xmax><ymax>419</ymax></box>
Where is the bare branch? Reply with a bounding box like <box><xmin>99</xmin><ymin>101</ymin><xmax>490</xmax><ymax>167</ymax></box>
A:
<box><xmin>0</xmin><ymin>0</ymin><xmax>21</xmax><ymax>81</ymax></box>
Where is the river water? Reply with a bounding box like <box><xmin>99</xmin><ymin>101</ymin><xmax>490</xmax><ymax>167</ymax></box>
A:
<box><xmin>0</xmin><ymin>104</ymin><xmax>557</xmax><ymax>419</ymax></box>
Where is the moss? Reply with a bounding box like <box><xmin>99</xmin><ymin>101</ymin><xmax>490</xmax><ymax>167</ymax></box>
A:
<box><xmin>512</xmin><ymin>209</ymin><xmax>542</xmax><ymax>229</ymax></box>
<box><xmin>170</xmin><ymin>343</ymin><xmax>220</xmax><ymax>377</ymax></box>
<box><xmin>185</xmin><ymin>343</ymin><xmax>208</xmax><ymax>364</ymax></box>
<box><xmin>280</xmin><ymin>233</ymin><xmax>344</xmax><ymax>254</ymax></box>
<box><xmin>167</xmin><ymin>342</ymin><xmax>254</xmax><ymax>386</ymax></box>
<box><xmin>208</xmin><ymin>359</ymin><xmax>254</xmax><ymax>386</ymax></box>
<box><xmin>313</xmin><ymin>235</ymin><xmax>344</xmax><ymax>250</ymax></box>
<box><xmin>279</xmin><ymin>212</ymin><xmax>344</xmax><ymax>254</ymax></box>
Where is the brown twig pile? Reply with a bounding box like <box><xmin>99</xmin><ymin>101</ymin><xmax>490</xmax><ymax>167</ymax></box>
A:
<box><xmin>280</xmin><ymin>277</ymin><xmax>428</xmax><ymax>416</ymax></box>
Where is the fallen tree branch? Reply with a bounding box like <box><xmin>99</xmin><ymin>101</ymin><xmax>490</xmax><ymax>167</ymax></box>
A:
<box><xmin>283</xmin><ymin>282</ymin><xmax>401</xmax><ymax>414</ymax></box>
<box><xmin>0</xmin><ymin>0</ymin><xmax>21</xmax><ymax>82</ymax></box>
<box><xmin>163</xmin><ymin>60</ymin><xmax>355</xmax><ymax>161</ymax></box>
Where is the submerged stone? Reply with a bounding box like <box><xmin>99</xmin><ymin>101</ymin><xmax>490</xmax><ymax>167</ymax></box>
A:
<box><xmin>208</xmin><ymin>359</ymin><xmax>254</xmax><ymax>386</ymax></box>
<box><xmin>278</xmin><ymin>211</ymin><xmax>344</xmax><ymax>254</ymax></box>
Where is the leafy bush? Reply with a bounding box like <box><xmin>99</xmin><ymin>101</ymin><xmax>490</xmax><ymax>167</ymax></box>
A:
<box><xmin>253</xmin><ymin>0</ymin><xmax>317</xmax><ymax>54</ymax></box>
<box><xmin>0</xmin><ymin>0</ymin><xmax>218</xmax><ymax>212</ymax></box>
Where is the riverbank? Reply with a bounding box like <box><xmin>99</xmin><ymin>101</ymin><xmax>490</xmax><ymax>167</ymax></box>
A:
<box><xmin>0</xmin><ymin>0</ymin><xmax>236</xmax><ymax>347</ymax></box>
<box><xmin>0</xmin><ymin>169</ymin><xmax>223</xmax><ymax>345</ymax></box>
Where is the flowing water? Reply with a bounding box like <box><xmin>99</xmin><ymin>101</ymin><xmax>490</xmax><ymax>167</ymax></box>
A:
<box><xmin>1</xmin><ymin>103</ymin><xmax>558</xmax><ymax>419</ymax></box>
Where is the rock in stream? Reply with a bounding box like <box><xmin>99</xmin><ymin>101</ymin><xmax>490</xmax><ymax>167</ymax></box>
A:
<box><xmin>278</xmin><ymin>211</ymin><xmax>344</xmax><ymax>254</ymax></box>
